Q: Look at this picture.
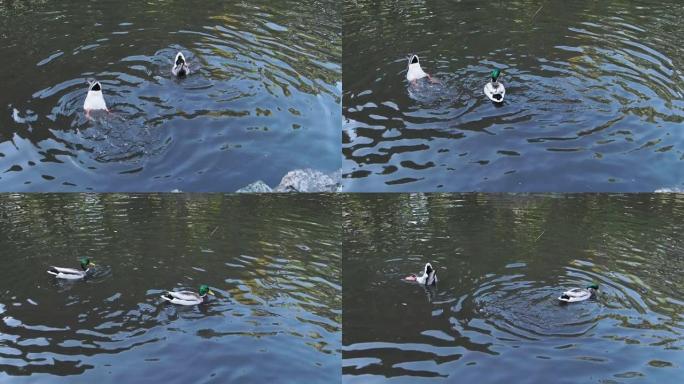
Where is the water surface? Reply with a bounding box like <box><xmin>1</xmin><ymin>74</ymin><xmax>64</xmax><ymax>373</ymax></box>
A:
<box><xmin>343</xmin><ymin>0</ymin><xmax>684</xmax><ymax>191</ymax></box>
<box><xmin>343</xmin><ymin>194</ymin><xmax>684</xmax><ymax>383</ymax></box>
<box><xmin>0</xmin><ymin>193</ymin><xmax>340</xmax><ymax>383</ymax></box>
<box><xmin>0</xmin><ymin>0</ymin><xmax>341</xmax><ymax>191</ymax></box>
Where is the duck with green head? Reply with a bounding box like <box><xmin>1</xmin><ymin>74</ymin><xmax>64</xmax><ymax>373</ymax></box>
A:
<box><xmin>484</xmin><ymin>68</ymin><xmax>506</xmax><ymax>103</ymax></box>
<box><xmin>47</xmin><ymin>258</ymin><xmax>96</xmax><ymax>280</ymax></box>
<box><xmin>558</xmin><ymin>283</ymin><xmax>599</xmax><ymax>303</ymax></box>
<box><xmin>161</xmin><ymin>284</ymin><xmax>215</xmax><ymax>306</ymax></box>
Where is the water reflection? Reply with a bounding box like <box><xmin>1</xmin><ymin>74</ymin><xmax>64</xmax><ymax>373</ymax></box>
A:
<box><xmin>343</xmin><ymin>0</ymin><xmax>684</xmax><ymax>191</ymax></box>
<box><xmin>0</xmin><ymin>0</ymin><xmax>341</xmax><ymax>191</ymax></box>
<box><xmin>0</xmin><ymin>193</ymin><xmax>341</xmax><ymax>383</ymax></box>
<box><xmin>343</xmin><ymin>194</ymin><xmax>684</xmax><ymax>382</ymax></box>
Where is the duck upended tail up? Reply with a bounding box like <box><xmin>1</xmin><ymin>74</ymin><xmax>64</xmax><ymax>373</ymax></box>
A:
<box><xmin>404</xmin><ymin>262</ymin><xmax>438</xmax><ymax>286</ymax></box>
<box><xmin>172</xmin><ymin>52</ymin><xmax>190</xmax><ymax>77</ymax></box>
<box><xmin>407</xmin><ymin>54</ymin><xmax>428</xmax><ymax>82</ymax></box>
<box><xmin>83</xmin><ymin>81</ymin><xmax>108</xmax><ymax>117</ymax></box>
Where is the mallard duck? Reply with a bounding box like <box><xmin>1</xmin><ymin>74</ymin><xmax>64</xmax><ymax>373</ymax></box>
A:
<box><xmin>47</xmin><ymin>258</ymin><xmax>96</xmax><ymax>280</ymax></box>
<box><xmin>83</xmin><ymin>80</ymin><xmax>108</xmax><ymax>114</ymax></box>
<box><xmin>407</xmin><ymin>54</ymin><xmax>429</xmax><ymax>82</ymax></box>
<box><xmin>406</xmin><ymin>54</ymin><xmax>440</xmax><ymax>85</ymax></box>
<box><xmin>404</xmin><ymin>262</ymin><xmax>437</xmax><ymax>286</ymax></box>
<box><xmin>484</xmin><ymin>68</ymin><xmax>505</xmax><ymax>103</ymax></box>
<box><xmin>172</xmin><ymin>52</ymin><xmax>190</xmax><ymax>77</ymax></box>
<box><xmin>161</xmin><ymin>284</ymin><xmax>215</xmax><ymax>306</ymax></box>
<box><xmin>558</xmin><ymin>283</ymin><xmax>598</xmax><ymax>303</ymax></box>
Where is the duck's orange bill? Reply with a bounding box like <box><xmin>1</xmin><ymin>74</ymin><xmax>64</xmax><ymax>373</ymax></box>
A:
<box><xmin>404</xmin><ymin>275</ymin><xmax>417</xmax><ymax>281</ymax></box>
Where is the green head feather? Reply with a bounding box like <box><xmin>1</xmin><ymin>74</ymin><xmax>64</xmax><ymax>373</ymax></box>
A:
<box><xmin>80</xmin><ymin>258</ymin><xmax>91</xmax><ymax>270</ymax></box>
<box><xmin>199</xmin><ymin>285</ymin><xmax>214</xmax><ymax>296</ymax></box>
<box><xmin>587</xmin><ymin>283</ymin><xmax>599</xmax><ymax>290</ymax></box>
<box><xmin>491</xmin><ymin>68</ymin><xmax>501</xmax><ymax>81</ymax></box>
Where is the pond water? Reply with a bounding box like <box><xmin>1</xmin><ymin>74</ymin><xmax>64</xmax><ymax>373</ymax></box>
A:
<box><xmin>0</xmin><ymin>0</ymin><xmax>341</xmax><ymax>192</ymax></box>
<box><xmin>0</xmin><ymin>194</ymin><xmax>340</xmax><ymax>383</ymax></box>
<box><xmin>343</xmin><ymin>194</ymin><xmax>684</xmax><ymax>383</ymax></box>
<box><xmin>343</xmin><ymin>0</ymin><xmax>684</xmax><ymax>192</ymax></box>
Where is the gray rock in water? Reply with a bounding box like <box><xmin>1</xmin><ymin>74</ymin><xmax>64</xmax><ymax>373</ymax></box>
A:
<box><xmin>236</xmin><ymin>180</ymin><xmax>273</xmax><ymax>193</ymax></box>
<box><xmin>236</xmin><ymin>169</ymin><xmax>341</xmax><ymax>193</ymax></box>
<box><xmin>655</xmin><ymin>187</ymin><xmax>684</xmax><ymax>193</ymax></box>
<box><xmin>274</xmin><ymin>168</ymin><xmax>340</xmax><ymax>192</ymax></box>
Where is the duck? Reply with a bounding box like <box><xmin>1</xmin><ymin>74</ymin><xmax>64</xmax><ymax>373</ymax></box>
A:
<box><xmin>558</xmin><ymin>283</ymin><xmax>598</xmax><ymax>303</ymax></box>
<box><xmin>407</xmin><ymin>54</ymin><xmax>429</xmax><ymax>82</ymax></box>
<box><xmin>406</xmin><ymin>54</ymin><xmax>440</xmax><ymax>85</ymax></box>
<box><xmin>47</xmin><ymin>258</ymin><xmax>96</xmax><ymax>280</ymax></box>
<box><xmin>83</xmin><ymin>80</ymin><xmax>108</xmax><ymax>115</ymax></box>
<box><xmin>484</xmin><ymin>68</ymin><xmax>505</xmax><ymax>103</ymax></box>
<box><xmin>172</xmin><ymin>51</ymin><xmax>190</xmax><ymax>77</ymax></box>
<box><xmin>161</xmin><ymin>284</ymin><xmax>215</xmax><ymax>306</ymax></box>
<box><xmin>404</xmin><ymin>262</ymin><xmax>437</xmax><ymax>286</ymax></box>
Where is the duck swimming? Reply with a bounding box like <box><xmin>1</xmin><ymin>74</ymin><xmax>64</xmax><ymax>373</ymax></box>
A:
<box><xmin>484</xmin><ymin>68</ymin><xmax>505</xmax><ymax>103</ymax></box>
<box><xmin>558</xmin><ymin>283</ymin><xmax>598</xmax><ymax>304</ymax></box>
<box><xmin>406</xmin><ymin>54</ymin><xmax>438</xmax><ymax>85</ymax></box>
<box><xmin>47</xmin><ymin>258</ymin><xmax>96</xmax><ymax>280</ymax></box>
<box><xmin>404</xmin><ymin>262</ymin><xmax>437</xmax><ymax>286</ymax></box>
<box><xmin>161</xmin><ymin>284</ymin><xmax>215</xmax><ymax>306</ymax></box>
<box><xmin>172</xmin><ymin>51</ymin><xmax>190</xmax><ymax>77</ymax></box>
<box><xmin>83</xmin><ymin>80</ymin><xmax>108</xmax><ymax>116</ymax></box>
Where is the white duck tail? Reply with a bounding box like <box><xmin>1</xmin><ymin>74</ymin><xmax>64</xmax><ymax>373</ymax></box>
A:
<box><xmin>83</xmin><ymin>81</ymin><xmax>108</xmax><ymax>111</ymax></box>
<box><xmin>416</xmin><ymin>262</ymin><xmax>437</xmax><ymax>286</ymax></box>
<box><xmin>406</xmin><ymin>54</ymin><xmax>428</xmax><ymax>82</ymax></box>
<box><xmin>172</xmin><ymin>52</ymin><xmax>190</xmax><ymax>77</ymax></box>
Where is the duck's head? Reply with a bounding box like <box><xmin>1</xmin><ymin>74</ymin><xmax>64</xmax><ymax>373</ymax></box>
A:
<box><xmin>79</xmin><ymin>257</ymin><xmax>95</xmax><ymax>270</ymax></box>
<box><xmin>491</xmin><ymin>68</ymin><xmax>501</xmax><ymax>83</ymax></box>
<box><xmin>587</xmin><ymin>283</ymin><xmax>599</xmax><ymax>291</ymax></box>
<box><xmin>199</xmin><ymin>284</ymin><xmax>215</xmax><ymax>297</ymax></box>
<box><xmin>409</xmin><ymin>54</ymin><xmax>420</xmax><ymax>66</ymax></box>
<box><xmin>88</xmin><ymin>81</ymin><xmax>102</xmax><ymax>92</ymax></box>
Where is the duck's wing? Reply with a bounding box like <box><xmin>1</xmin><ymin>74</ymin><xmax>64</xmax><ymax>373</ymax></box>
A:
<box><xmin>559</xmin><ymin>288</ymin><xmax>590</xmax><ymax>302</ymax></box>
<box><xmin>48</xmin><ymin>266</ymin><xmax>82</xmax><ymax>275</ymax></box>
<box><xmin>165</xmin><ymin>290</ymin><xmax>201</xmax><ymax>301</ymax></box>
<box><xmin>564</xmin><ymin>288</ymin><xmax>587</xmax><ymax>297</ymax></box>
<box><xmin>484</xmin><ymin>83</ymin><xmax>505</xmax><ymax>102</ymax></box>
<box><xmin>161</xmin><ymin>291</ymin><xmax>202</xmax><ymax>305</ymax></box>
<box><xmin>484</xmin><ymin>83</ymin><xmax>493</xmax><ymax>96</ymax></box>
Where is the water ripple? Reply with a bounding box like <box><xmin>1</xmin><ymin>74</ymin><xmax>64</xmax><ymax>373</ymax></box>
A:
<box><xmin>343</xmin><ymin>0</ymin><xmax>684</xmax><ymax>192</ymax></box>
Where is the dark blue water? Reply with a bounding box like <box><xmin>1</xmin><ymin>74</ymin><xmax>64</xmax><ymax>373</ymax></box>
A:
<box><xmin>343</xmin><ymin>0</ymin><xmax>684</xmax><ymax>192</ymax></box>
<box><xmin>0</xmin><ymin>0</ymin><xmax>341</xmax><ymax>191</ymax></box>
<box><xmin>0</xmin><ymin>194</ymin><xmax>341</xmax><ymax>383</ymax></box>
<box><xmin>343</xmin><ymin>194</ymin><xmax>684</xmax><ymax>383</ymax></box>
